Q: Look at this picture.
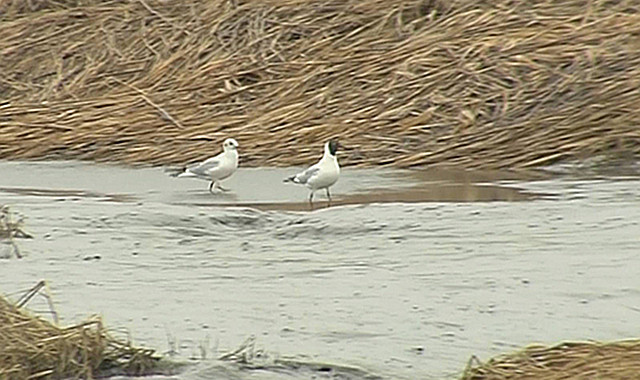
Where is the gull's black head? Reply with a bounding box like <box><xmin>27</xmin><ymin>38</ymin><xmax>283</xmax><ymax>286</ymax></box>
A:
<box><xmin>327</xmin><ymin>139</ymin><xmax>340</xmax><ymax>156</ymax></box>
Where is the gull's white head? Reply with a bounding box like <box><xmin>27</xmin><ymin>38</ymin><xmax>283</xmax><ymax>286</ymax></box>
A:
<box><xmin>223</xmin><ymin>138</ymin><xmax>239</xmax><ymax>151</ymax></box>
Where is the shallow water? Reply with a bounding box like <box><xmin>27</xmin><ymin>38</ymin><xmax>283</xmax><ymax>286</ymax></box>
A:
<box><xmin>1</xmin><ymin>161</ymin><xmax>640</xmax><ymax>380</ymax></box>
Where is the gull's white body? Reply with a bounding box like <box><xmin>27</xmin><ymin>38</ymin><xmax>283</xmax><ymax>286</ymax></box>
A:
<box><xmin>177</xmin><ymin>138</ymin><xmax>239</xmax><ymax>192</ymax></box>
<box><xmin>286</xmin><ymin>141</ymin><xmax>340</xmax><ymax>206</ymax></box>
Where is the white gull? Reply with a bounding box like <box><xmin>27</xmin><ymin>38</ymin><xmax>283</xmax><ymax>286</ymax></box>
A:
<box><xmin>176</xmin><ymin>138</ymin><xmax>239</xmax><ymax>193</ymax></box>
<box><xmin>284</xmin><ymin>140</ymin><xmax>341</xmax><ymax>207</ymax></box>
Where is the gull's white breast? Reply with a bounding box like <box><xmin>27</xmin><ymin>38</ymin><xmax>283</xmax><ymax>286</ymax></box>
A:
<box><xmin>211</xmin><ymin>151</ymin><xmax>238</xmax><ymax>180</ymax></box>
<box><xmin>307</xmin><ymin>158</ymin><xmax>339</xmax><ymax>191</ymax></box>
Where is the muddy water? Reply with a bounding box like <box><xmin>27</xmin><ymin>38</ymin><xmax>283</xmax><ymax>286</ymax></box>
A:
<box><xmin>1</xmin><ymin>161</ymin><xmax>640</xmax><ymax>380</ymax></box>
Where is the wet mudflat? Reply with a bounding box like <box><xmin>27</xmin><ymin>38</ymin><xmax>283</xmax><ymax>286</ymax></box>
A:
<box><xmin>1</xmin><ymin>160</ymin><xmax>639</xmax><ymax>380</ymax></box>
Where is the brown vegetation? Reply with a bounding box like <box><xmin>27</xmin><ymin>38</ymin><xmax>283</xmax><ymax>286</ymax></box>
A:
<box><xmin>0</xmin><ymin>0</ymin><xmax>639</xmax><ymax>168</ymax></box>
<box><xmin>462</xmin><ymin>340</ymin><xmax>640</xmax><ymax>380</ymax></box>
<box><xmin>0</xmin><ymin>284</ymin><xmax>164</xmax><ymax>379</ymax></box>
<box><xmin>0</xmin><ymin>205</ymin><xmax>32</xmax><ymax>258</ymax></box>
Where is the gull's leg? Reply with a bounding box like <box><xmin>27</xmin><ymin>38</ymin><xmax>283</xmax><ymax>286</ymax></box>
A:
<box><xmin>308</xmin><ymin>191</ymin><xmax>314</xmax><ymax>210</ymax></box>
<box><xmin>208</xmin><ymin>181</ymin><xmax>215</xmax><ymax>194</ymax></box>
<box><xmin>217</xmin><ymin>184</ymin><xmax>230</xmax><ymax>192</ymax></box>
<box><xmin>326</xmin><ymin>187</ymin><xmax>332</xmax><ymax>207</ymax></box>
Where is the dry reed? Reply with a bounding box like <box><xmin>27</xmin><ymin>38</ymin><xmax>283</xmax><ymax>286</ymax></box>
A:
<box><xmin>0</xmin><ymin>205</ymin><xmax>31</xmax><ymax>258</ymax></box>
<box><xmin>462</xmin><ymin>340</ymin><xmax>640</xmax><ymax>380</ymax></box>
<box><xmin>0</xmin><ymin>285</ymin><xmax>163</xmax><ymax>379</ymax></box>
<box><xmin>0</xmin><ymin>0</ymin><xmax>639</xmax><ymax>168</ymax></box>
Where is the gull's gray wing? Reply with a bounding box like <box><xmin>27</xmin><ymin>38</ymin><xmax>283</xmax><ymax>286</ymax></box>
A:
<box><xmin>292</xmin><ymin>166</ymin><xmax>320</xmax><ymax>185</ymax></box>
<box><xmin>186</xmin><ymin>156</ymin><xmax>221</xmax><ymax>178</ymax></box>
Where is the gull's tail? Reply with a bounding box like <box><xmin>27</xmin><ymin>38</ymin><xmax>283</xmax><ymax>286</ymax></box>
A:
<box><xmin>283</xmin><ymin>175</ymin><xmax>296</xmax><ymax>183</ymax></box>
<box><xmin>164</xmin><ymin>166</ymin><xmax>187</xmax><ymax>178</ymax></box>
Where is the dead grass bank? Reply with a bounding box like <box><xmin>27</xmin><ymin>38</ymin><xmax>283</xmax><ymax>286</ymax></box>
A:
<box><xmin>462</xmin><ymin>339</ymin><xmax>640</xmax><ymax>380</ymax></box>
<box><xmin>1</xmin><ymin>0</ymin><xmax>639</xmax><ymax>168</ymax></box>
<box><xmin>0</xmin><ymin>284</ymin><xmax>168</xmax><ymax>379</ymax></box>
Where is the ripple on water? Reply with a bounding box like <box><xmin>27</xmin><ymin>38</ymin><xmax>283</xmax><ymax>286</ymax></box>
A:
<box><xmin>1</xmin><ymin>161</ymin><xmax>640</xmax><ymax>380</ymax></box>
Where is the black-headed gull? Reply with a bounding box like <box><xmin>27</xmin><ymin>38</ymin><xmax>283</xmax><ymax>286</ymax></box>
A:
<box><xmin>284</xmin><ymin>140</ymin><xmax>341</xmax><ymax>207</ymax></box>
<box><xmin>176</xmin><ymin>138</ymin><xmax>239</xmax><ymax>193</ymax></box>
